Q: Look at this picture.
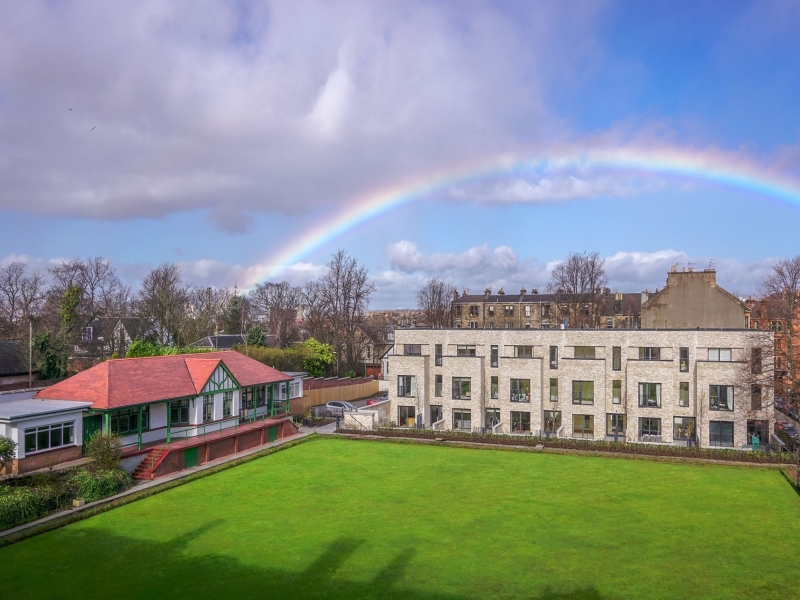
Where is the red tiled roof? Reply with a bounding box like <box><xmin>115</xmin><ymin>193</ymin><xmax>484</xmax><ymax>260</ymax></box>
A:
<box><xmin>35</xmin><ymin>351</ymin><xmax>290</xmax><ymax>410</ymax></box>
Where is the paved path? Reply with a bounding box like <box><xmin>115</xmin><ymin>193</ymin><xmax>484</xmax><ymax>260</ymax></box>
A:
<box><xmin>0</xmin><ymin>430</ymin><xmax>314</xmax><ymax>539</ymax></box>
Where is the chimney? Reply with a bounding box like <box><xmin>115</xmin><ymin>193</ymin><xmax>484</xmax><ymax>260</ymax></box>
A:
<box><xmin>520</xmin><ymin>287</ymin><xmax>527</xmax><ymax>296</ymax></box>
<box><xmin>531</xmin><ymin>287</ymin><xmax>538</xmax><ymax>295</ymax></box>
<box><xmin>453</xmin><ymin>288</ymin><xmax>459</xmax><ymax>302</ymax></box>
<box><xmin>462</xmin><ymin>288</ymin><xmax>468</xmax><ymax>297</ymax></box>
<box><xmin>498</xmin><ymin>287</ymin><xmax>505</xmax><ymax>295</ymax></box>
<box><xmin>484</xmin><ymin>287</ymin><xmax>491</xmax><ymax>300</ymax></box>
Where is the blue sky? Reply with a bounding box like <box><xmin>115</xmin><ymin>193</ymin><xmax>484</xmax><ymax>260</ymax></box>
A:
<box><xmin>0</xmin><ymin>1</ymin><xmax>798</xmax><ymax>307</ymax></box>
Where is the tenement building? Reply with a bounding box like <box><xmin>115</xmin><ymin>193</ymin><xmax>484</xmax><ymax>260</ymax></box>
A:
<box><xmin>388</xmin><ymin>328</ymin><xmax>774</xmax><ymax>449</ymax></box>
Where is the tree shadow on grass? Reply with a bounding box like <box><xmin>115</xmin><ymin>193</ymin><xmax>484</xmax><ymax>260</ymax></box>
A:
<box><xmin>2</xmin><ymin>525</ymin><xmax>610</xmax><ymax>600</ymax></box>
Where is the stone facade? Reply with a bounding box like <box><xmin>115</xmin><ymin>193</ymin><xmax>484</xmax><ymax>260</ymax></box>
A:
<box><xmin>388</xmin><ymin>328</ymin><xmax>774</xmax><ymax>450</ymax></box>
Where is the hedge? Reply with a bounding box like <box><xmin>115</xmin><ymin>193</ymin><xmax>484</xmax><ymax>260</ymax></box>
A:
<box><xmin>68</xmin><ymin>469</ymin><xmax>133</xmax><ymax>502</ymax></box>
<box><xmin>0</xmin><ymin>485</ymin><xmax>72</xmax><ymax>530</ymax></box>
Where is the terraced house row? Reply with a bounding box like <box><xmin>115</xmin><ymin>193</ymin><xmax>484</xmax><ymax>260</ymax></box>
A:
<box><xmin>388</xmin><ymin>328</ymin><xmax>774</xmax><ymax>449</ymax></box>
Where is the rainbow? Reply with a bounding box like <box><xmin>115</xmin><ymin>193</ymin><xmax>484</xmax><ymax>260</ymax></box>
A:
<box><xmin>248</xmin><ymin>145</ymin><xmax>800</xmax><ymax>285</ymax></box>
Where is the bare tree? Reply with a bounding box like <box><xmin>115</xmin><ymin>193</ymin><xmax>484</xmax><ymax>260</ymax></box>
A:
<box><xmin>759</xmin><ymin>255</ymin><xmax>800</xmax><ymax>403</ymax></box>
<box><xmin>736</xmin><ymin>334</ymin><xmax>778</xmax><ymax>415</ymax></box>
<box><xmin>49</xmin><ymin>258</ymin><xmax>85</xmax><ymax>293</ymax></box>
<box><xmin>248</xmin><ymin>281</ymin><xmax>302</xmax><ymax>348</ymax></box>
<box><xmin>184</xmin><ymin>286</ymin><xmax>230</xmax><ymax>343</ymax></box>
<box><xmin>134</xmin><ymin>263</ymin><xmax>189</xmax><ymax>346</ymax></box>
<box><xmin>416</xmin><ymin>278</ymin><xmax>453</xmax><ymax>328</ymax></box>
<box><xmin>301</xmin><ymin>280</ymin><xmax>329</xmax><ymax>341</ymax></box>
<box><xmin>0</xmin><ymin>262</ymin><xmax>46</xmax><ymax>337</ymax></box>
<box><xmin>548</xmin><ymin>251</ymin><xmax>607</xmax><ymax>328</ymax></box>
<box><xmin>79</xmin><ymin>257</ymin><xmax>125</xmax><ymax>317</ymax></box>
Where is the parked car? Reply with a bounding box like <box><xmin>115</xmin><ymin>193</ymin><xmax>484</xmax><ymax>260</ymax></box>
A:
<box><xmin>366</xmin><ymin>394</ymin><xmax>388</xmax><ymax>406</ymax></box>
<box><xmin>783</xmin><ymin>424</ymin><xmax>799</xmax><ymax>440</ymax></box>
<box><xmin>324</xmin><ymin>401</ymin><xmax>356</xmax><ymax>417</ymax></box>
<box><xmin>789</xmin><ymin>407</ymin><xmax>799</xmax><ymax>421</ymax></box>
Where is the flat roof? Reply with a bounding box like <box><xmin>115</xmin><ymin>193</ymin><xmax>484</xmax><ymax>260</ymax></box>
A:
<box><xmin>0</xmin><ymin>399</ymin><xmax>93</xmax><ymax>422</ymax></box>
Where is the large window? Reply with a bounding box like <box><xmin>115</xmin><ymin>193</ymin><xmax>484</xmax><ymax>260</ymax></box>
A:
<box><xmin>679</xmin><ymin>382</ymin><xmax>690</xmax><ymax>407</ymax></box>
<box><xmin>452</xmin><ymin>377</ymin><xmax>471</xmax><ymax>400</ymax></box>
<box><xmin>679</xmin><ymin>347</ymin><xmax>689</xmax><ymax>372</ymax></box>
<box><xmin>453</xmin><ymin>409</ymin><xmax>471</xmax><ymax>431</ymax></box>
<box><xmin>511</xmin><ymin>411</ymin><xmax>531</xmax><ymax>433</ymax></box>
<box><xmin>430</xmin><ymin>405</ymin><xmax>442</xmax><ymax>424</ymax></box>
<box><xmin>747</xmin><ymin>420</ymin><xmax>769</xmax><ymax>445</ymax></box>
<box><xmin>574</xmin><ymin>346</ymin><xmax>595</xmax><ymax>359</ymax></box>
<box><xmin>612</xmin><ymin>347</ymin><xmax>621</xmax><ymax>371</ymax></box>
<box><xmin>255</xmin><ymin>386</ymin><xmax>266</xmax><ymax>408</ymax></box>
<box><xmin>435</xmin><ymin>375</ymin><xmax>443</xmax><ymax>397</ymax></box>
<box><xmin>514</xmin><ymin>345</ymin><xmax>533</xmax><ymax>358</ymax></box>
<box><xmin>751</xmin><ymin>385</ymin><xmax>762</xmax><ymax>410</ymax></box>
<box><xmin>549</xmin><ymin>346</ymin><xmax>558</xmax><ymax>369</ymax></box>
<box><xmin>504</xmin><ymin>305</ymin><xmax>514</xmax><ymax>317</ymax></box>
<box><xmin>403</xmin><ymin>344</ymin><xmax>422</xmax><ymax>356</ymax></box>
<box><xmin>170</xmin><ymin>399</ymin><xmax>190</xmax><ymax>425</ymax></box>
<box><xmin>203</xmin><ymin>394</ymin><xmax>214</xmax><ymax>422</ymax></box>
<box><xmin>24</xmin><ymin>422</ymin><xmax>75</xmax><ymax>454</ymax></box>
<box><xmin>639</xmin><ymin>347</ymin><xmax>660</xmax><ymax>360</ymax></box>
<box><xmin>241</xmin><ymin>387</ymin><xmax>254</xmax><ymax>409</ymax></box>
<box><xmin>543</xmin><ymin>410</ymin><xmax>561</xmax><ymax>433</ymax></box>
<box><xmin>638</xmin><ymin>383</ymin><xmax>661</xmax><ymax>408</ymax></box>
<box><xmin>490</xmin><ymin>376</ymin><xmax>498</xmax><ymax>399</ymax></box>
<box><xmin>223</xmin><ymin>392</ymin><xmax>233</xmax><ymax>417</ymax></box>
<box><xmin>639</xmin><ymin>417</ymin><xmax>661</xmax><ymax>437</ymax></box>
<box><xmin>709</xmin><ymin>421</ymin><xmax>734</xmax><ymax>447</ymax></box>
<box><xmin>606</xmin><ymin>414</ymin><xmax>625</xmax><ymax>438</ymax></box>
<box><xmin>456</xmin><ymin>345</ymin><xmax>476</xmax><ymax>357</ymax></box>
<box><xmin>511</xmin><ymin>379</ymin><xmax>531</xmax><ymax>402</ymax></box>
<box><xmin>708</xmin><ymin>348</ymin><xmax>732</xmax><ymax>362</ymax></box>
<box><xmin>435</xmin><ymin>344</ymin><xmax>442</xmax><ymax>367</ymax></box>
<box><xmin>572</xmin><ymin>414</ymin><xmax>594</xmax><ymax>439</ymax></box>
<box><xmin>751</xmin><ymin>348</ymin><xmax>762</xmax><ymax>374</ymax></box>
<box><xmin>709</xmin><ymin>385</ymin><xmax>734</xmax><ymax>411</ymax></box>
<box><xmin>550</xmin><ymin>378</ymin><xmax>558</xmax><ymax>402</ymax></box>
<box><xmin>673</xmin><ymin>417</ymin><xmax>696</xmax><ymax>441</ymax></box>
<box><xmin>110</xmin><ymin>407</ymin><xmax>149</xmax><ymax>435</ymax></box>
<box><xmin>572</xmin><ymin>381</ymin><xmax>594</xmax><ymax>405</ymax></box>
<box><xmin>490</xmin><ymin>345</ymin><xmax>498</xmax><ymax>368</ymax></box>
<box><xmin>612</xmin><ymin>380</ymin><xmax>621</xmax><ymax>404</ymax></box>
<box><xmin>398</xmin><ymin>406</ymin><xmax>415</xmax><ymax>427</ymax></box>
<box><xmin>469</xmin><ymin>306</ymin><xmax>480</xmax><ymax>317</ymax></box>
<box><xmin>485</xmin><ymin>408</ymin><xmax>500</xmax><ymax>429</ymax></box>
<box><xmin>397</xmin><ymin>375</ymin><xmax>415</xmax><ymax>398</ymax></box>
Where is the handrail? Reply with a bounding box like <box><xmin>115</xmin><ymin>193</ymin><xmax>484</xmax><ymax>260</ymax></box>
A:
<box><xmin>150</xmin><ymin>441</ymin><xmax>170</xmax><ymax>470</ymax></box>
<box><xmin>492</xmin><ymin>422</ymin><xmax>502</xmax><ymax>435</ymax></box>
<box><xmin>556</xmin><ymin>425</ymin><xmax>564</xmax><ymax>438</ymax></box>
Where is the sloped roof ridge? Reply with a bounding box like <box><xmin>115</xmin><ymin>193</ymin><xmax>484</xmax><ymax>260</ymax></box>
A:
<box><xmin>184</xmin><ymin>356</ymin><xmax>224</xmax><ymax>394</ymax></box>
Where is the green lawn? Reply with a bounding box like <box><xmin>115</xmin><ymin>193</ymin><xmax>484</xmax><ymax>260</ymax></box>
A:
<box><xmin>2</xmin><ymin>437</ymin><xmax>799</xmax><ymax>600</ymax></box>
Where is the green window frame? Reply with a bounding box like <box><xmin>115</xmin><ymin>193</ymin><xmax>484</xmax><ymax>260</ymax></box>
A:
<box><xmin>572</xmin><ymin>381</ymin><xmax>594</xmax><ymax>405</ymax></box>
<box><xmin>203</xmin><ymin>394</ymin><xmax>215</xmax><ymax>422</ymax></box>
<box><xmin>223</xmin><ymin>392</ymin><xmax>233</xmax><ymax>417</ymax></box>
<box><xmin>110</xmin><ymin>407</ymin><xmax>149</xmax><ymax>435</ymax></box>
<box><xmin>170</xmin><ymin>399</ymin><xmax>190</xmax><ymax>425</ymax></box>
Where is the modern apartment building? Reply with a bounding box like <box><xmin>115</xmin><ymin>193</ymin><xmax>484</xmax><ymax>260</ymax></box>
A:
<box><xmin>388</xmin><ymin>328</ymin><xmax>774</xmax><ymax>449</ymax></box>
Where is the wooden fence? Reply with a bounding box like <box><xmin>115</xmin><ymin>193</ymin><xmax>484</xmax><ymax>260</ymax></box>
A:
<box><xmin>290</xmin><ymin>380</ymin><xmax>380</xmax><ymax>415</ymax></box>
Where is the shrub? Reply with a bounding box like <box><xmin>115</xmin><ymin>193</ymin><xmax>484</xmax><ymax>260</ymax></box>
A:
<box><xmin>68</xmin><ymin>469</ymin><xmax>132</xmax><ymax>502</ymax></box>
<box><xmin>0</xmin><ymin>435</ymin><xmax>17</xmax><ymax>474</ymax></box>
<box><xmin>85</xmin><ymin>432</ymin><xmax>123</xmax><ymax>470</ymax></box>
<box><xmin>0</xmin><ymin>485</ymin><xmax>71</xmax><ymax>530</ymax></box>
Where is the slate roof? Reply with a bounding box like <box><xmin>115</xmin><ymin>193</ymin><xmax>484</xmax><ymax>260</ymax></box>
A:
<box><xmin>35</xmin><ymin>351</ymin><xmax>291</xmax><ymax>410</ymax></box>
<box><xmin>0</xmin><ymin>399</ymin><xmax>93</xmax><ymax>422</ymax></box>
<box><xmin>0</xmin><ymin>340</ymin><xmax>28</xmax><ymax>377</ymax></box>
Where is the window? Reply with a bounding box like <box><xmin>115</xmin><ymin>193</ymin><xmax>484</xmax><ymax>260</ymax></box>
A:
<box><xmin>639</xmin><ymin>347</ymin><xmax>660</xmax><ymax>360</ymax></box>
<box><xmin>223</xmin><ymin>392</ymin><xmax>233</xmax><ymax>417</ymax></box>
<box><xmin>514</xmin><ymin>345</ymin><xmax>533</xmax><ymax>358</ymax></box>
<box><xmin>255</xmin><ymin>386</ymin><xmax>266</xmax><ymax>407</ymax></box>
<box><xmin>525</xmin><ymin>305</ymin><xmax>531</xmax><ymax>317</ymax></box>
<box><xmin>639</xmin><ymin>417</ymin><xmax>661</xmax><ymax>437</ymax></box>
<box><xmin>435</xmin><ymin>375</ymin><xmax>442</xmax><ymax>397</ymax></box>
<box><xmin>80</xmin><ymin>326</ymin><xmax>93</xmax><ymax>342</ymax></box>
<box><xmin>453</xmin><ymin>409</ymin><xmax>472</xmax><ymax>431</ymax></box>
<box><xmin>435</xmin><ymin>344</ymin><xmax>442</xmax><ymax>367</ymax></box>
<box><xmin>770</xmin><ymin>321</ymin><xmax>782</xmax><ymax>333</ymax></box>
<box><xmin>709</xmin><ymin>385</ymin><xmax>734</xmax><ymax>411</ymax></box>
<box><xmin>679</xmin><ymin>382</ymin><xmax>689</xmax><ymax>407</ymax></box>
<box><xmin>241</xmin><ymin>387</ymin><xmax>253</xmax><ymax>409</ymax></box>
<box><xmin>397</xmin><ymin>375</ymin><xmax>415</xmax><ymax>397</ymax></box>
<box><xmin>572</xmin><ymin>381</ymin><xmax>594</xmax><ymax>405</ymax></box>
<box><xmin>511</xmin><ymin>411</ymin><xmax>531</xmax><ymax>433</ymax></box>
<box><xmin>612</xmin><ymin>380</ymin><xmax>621</xmax><ymax>404</ymax></box>
<box><xmin>679</xmin><ymin>347</ymin><xmax>689</xmax><ymax>372</ymax></box>
<box><xmin>747</xmin><ymin>420</ymin><xmax>769</xmax><ymax>445</ymax></box>
<box><xmin>751</xmin><ymin>385</ymin><xmax>762</xmax><ymax>410</ymax></box>
<box><xmin>490</xmin><ymin>376</ymin><xmax>498</xmax><ymax>399</ymax></box>
<box><xmin>110</xmin><ymin>407</ymin><xmax>150</xmax><ymax>435</ymax></box>
<box><xmin>638</xmin><ymin>383</ymin><xmax>661</xmax><ymax>408</ymax></box>
<box><xmin>673</xmin><ymin>417</ymin><xmax>696</xmax><ymax>440</ymax></box>
<box><xmin>542</xmin><ymin>304</ymin><xmax>551</xmax><ymax>318</ymax></box>
<box><xmin>170</xmin><ymin>400</ymin><xmax>190</xmax><ymax>425</ymax></box>
<box><xmin>504</xmin><ymin>305</ymin><xmax>514</xmax><ymax>317</ymax></box>
<box><xmin>612</xmin><ymin>347</ymin><xmax>621</xmax><ymax>371</ymax></box>
<box><xmin>365</xmin><ymin>347</ymin><xmax>371</xmax><ymax>359</ymax></box>
<box><xmin>289</xmin><ymin>380</ymin><xmax>302</xmax><ymax>399</ymax></box>
<box><xmin>543</xmin><ymin>410</ymin><xmax>561</xmax><ymax>433</ymax></box>
<box><xmin>24</xmin><ymin>421</ymin><xmax>75</xmax><ymax>454</ymax></box>
<box><xmin>606</xmin><ymin>318</ymin><xmax>614</xmax><ymax>329</ymax></box>
<box><xmin>485</xmin><ymin>408</ymin><xmax>500</xmax><ymax>429</ymax></box>
<box><xmin>453</xmin><ymin>305</ymin><xmax>462</xmax><ymax>318</ymax></box>
<box><xmin>540</xmin><ymin>322</ymin><xmax>551</xmax><ymax>329</ymax></box>
<box><xmin>490</xmin><ymin>345</ymin><xmax>498</xmax><ymax>368</ymax></box>
<box><xmin>430</xmin><ymin>405</ymin><xmax>442</xmax><ymax>424</ymax></box>
<box><xmin>457</xmin><ymin>345</ymin><xmax>476</xmax><ymax>357</ymax></box>
<box><xmin>614</xmin><ymin>299</ymin><xmax>623</xmax><ymax>315</ymax></box>
<box><xmin>709</xmin><ymin>421</ymin><xmax>734</xmax><ymax>447</ymax></box>
<box><xmin>549</xmin><ymin>346</ymin><xmax>558</xmax><ymax>369</ymax></box>
<box><xmin>488</xmin><ymin>306</ymin><xmax>495</xmax><ymax>316</ymax></box>
<box><xmin>708</xmin><ymin>348</ymin><xmax>732</xmax><ymax>362</ymax></box>
<box><xmin>549</xmin><ymin>378</ymin><xmax>558</xmax><ymax>402</ymax></box>
<box><xmin>573</xmin><ymin>346</ymin><xmax>595</xmax><ymax>359</ymax></box>
<box><xmin>203</xmin><ymin>394</ymin><xmax>214</xmax><ymax>422</ymax></box>
<box><xmin>572</xmin><ymin>414</ymin><xmax>594</xmax><ymax>439</ymax></box>
<box><xmin>469</xmin><ymin>305</ymin><xmax>480</xmax><ymax>317</ymax></box>
<box><xmin>511</xmin><ymin>379</ymin><xmax>531</xmax><ymax>402</ymax></box>
<box><xmin>751</xmin><ymin>348</ymin><xmax>762</xmax><ymax>374</ymax></box>
<box><xmin>607</xmin><ymin>414</ymin><xmax>625</xmax><ymax>438</ymax></box>
<box><xmin>398</xmin><ymin>406</ymin><xmax>416</xmax><ymax>427</ymax></box>
<box><xmin>452</xmin><ymin>377</ymin><xmax>471</xmax><ymax>400</ymax></box>
<box><xmin>404</xmin><ymin>344</ymin><xmax>422</xmax><ymax>356</ymax></box>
